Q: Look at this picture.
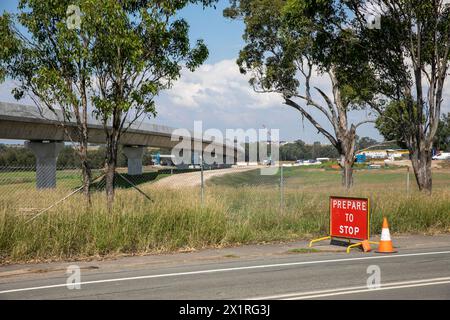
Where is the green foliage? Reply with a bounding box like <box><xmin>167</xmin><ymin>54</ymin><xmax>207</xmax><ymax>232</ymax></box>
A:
<box><xmin>225</xmin><ymin>0</ymin><xmax>378</xmax><ymax>108</ymax></box>
<box><xmin>0</xmin><ymin>144</ymin><xmax>159</xmax><ymax>168</ymax></box>
<box><xmin>0</xmin><ymin>13</ymin><xmax>20</xmax><ymax>83</ymax></box>
<box><xmin>0</xmin><ymin>145</ymin><xmax>35</xmax><ymax>167</ymax></box>
<box><xmin>375</xmin><ymin>106</ymin><xmax>402</xmax><ymax>149</ymax></box>
<box><xmin>350</xmin><ymin>1</ymin><xmax>450</xmax><ymax>177</ymax></box>
<box><xmin>375</xmin><ymin>100</ymin><xmax>418</xmax><ymax>149</ymax></box>
<box><xmin>280</xmin><ymin>140</ymin><xmax>339</xmax><ymax>161</ymax></box>
<box><xmin>354</xmin><ymin>0</ymin><xmax>450</xmax><ymax>98</ymax></box>
<box><xmin>355</xmin><ymin>136</ymin><xmax>378</xmax><ymax>151</ymax></box>
<box><xmin>81</xmin><ymin>0</ymin><xmax>212</xmax><ymax>121</ymax></box>
<box><xmin>377</xmin><ymin>101</ymin><xmax>450</xmax><ymax>152</ymax></box>
<box><xmin>436</xmin><ymin>113</ymin><xmax>450</xmax><ymax>152</ymax></box>
<box><xmin>0</xmin><ymin>0</ymin><xmax>214</xmax><ymax>119</ymax></box>
<box><xmin>1</xmin><ymin>1</ymin><xmax>215</xmax><ymax>200</ymax></box>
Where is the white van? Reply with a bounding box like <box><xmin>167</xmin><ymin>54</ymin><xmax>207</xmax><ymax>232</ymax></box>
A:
<box><xmin>432</xmin><ymin>152</ymin><xmax>450</xmax><ymax>160</ymax></box>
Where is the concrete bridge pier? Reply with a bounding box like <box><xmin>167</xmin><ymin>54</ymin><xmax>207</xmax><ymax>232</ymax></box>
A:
<box><xmin>123</xmin><ymin>146</ymin><xmax>144</xmax><ymax>175</ymax></box>
<box><xmin>25</xmin><ymin>140</ymin><xmax>64</xmax><ymax>189</ymax></box>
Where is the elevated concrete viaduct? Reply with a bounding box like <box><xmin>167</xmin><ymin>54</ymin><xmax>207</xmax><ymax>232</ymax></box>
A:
<box><xmin>0</xmin><ymin>102</ymin><xmax>243</xmax><ymax>189</ymax></box>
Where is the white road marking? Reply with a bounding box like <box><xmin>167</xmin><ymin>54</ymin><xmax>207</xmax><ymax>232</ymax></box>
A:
<box><xmin>288</xmin><ymin>279</ymin><xmax>450</xmax><ymax>300</ymax></box>
<box><xmin>1</xmin><ymin>250</ymin><xmax>450</xmax><ymax>295</ymax></box>
<box><xmin>252</xmin><ymin>276</ymin><xmax>450</xmax><ymax>300</ymax></box>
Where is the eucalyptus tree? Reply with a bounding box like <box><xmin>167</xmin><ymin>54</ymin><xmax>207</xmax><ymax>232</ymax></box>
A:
<box><xmin>1</xmin><ymin>0</ymin><xmax>215</xmax><ymax>208</ymax></box>
<box><xmin>225</xmin><ymin>0</ymin><xmax>382</xmax><ymax>188</ymax></box>
<box><xmin>88</xmin><ymin>0</ymin><xmax>213</xmax><ymax>207</ymax></box>
<box><xmin>0</xmin><ymin>1</ymin><xmax>97</xmax><ymax>202</ymax></box>
<box><xmin>348</xmin><ymin>0</ymin><xmax>450</xmax><ymax>193</ymax></box>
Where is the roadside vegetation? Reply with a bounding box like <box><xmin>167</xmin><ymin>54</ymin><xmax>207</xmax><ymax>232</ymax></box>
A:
<box><xmin>0</xmin><ymin>144</ymin><xmax>156</xmax><ymax>169</ymax></box>
<box><xmin>1</xmin><ymin>166</ymin><xmax>450</xmax><ymax>264</ymax></box>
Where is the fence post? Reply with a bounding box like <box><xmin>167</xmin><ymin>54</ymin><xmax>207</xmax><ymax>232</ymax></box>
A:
<box><xmin>200</xmin><ymin>157</ymin><xmax>204</xmax><ymax>206</ymax></box>
<box><xmin>280</xmin><ymin>165</ymin><xmax>284</xmax><ymax>211</ymax></box>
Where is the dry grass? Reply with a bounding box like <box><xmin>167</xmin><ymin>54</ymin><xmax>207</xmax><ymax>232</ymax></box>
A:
<box><xmin>1</xmin><ymin>168</ymin><xmax>450</xmax><ymax>264</ymax></box>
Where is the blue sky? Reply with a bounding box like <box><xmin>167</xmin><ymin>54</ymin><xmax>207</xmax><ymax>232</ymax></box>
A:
<box><xmin>0</xmin><ymin>1</ymin><xmax>384</xmax><ymax>144</ymax></box>
<box><xmin>180</xmin><ymin>2</ymin><xmax>246</xmax><ymax>64</ymax></box>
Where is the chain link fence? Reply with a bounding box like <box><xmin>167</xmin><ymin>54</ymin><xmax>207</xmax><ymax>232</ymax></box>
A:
<box><xmin>0</xmin><ymin>162</ymin><xmax>288</xmax><ymax>213</ymax></box>
<box><xmin>1</xmin><ymin>157</ymin><xmax>421</xmax><ymax>219</ymax></box>
<box><xmin>0</xmin><ymin>165</ymin><xmax>102</xmax><ymax>212</ymax></box>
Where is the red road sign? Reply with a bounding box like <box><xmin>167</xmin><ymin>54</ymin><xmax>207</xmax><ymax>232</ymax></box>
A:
<box><xmin>329</xmin><ymin>196</ymin><xmax>370</xmax><ymax>241</ymax></box>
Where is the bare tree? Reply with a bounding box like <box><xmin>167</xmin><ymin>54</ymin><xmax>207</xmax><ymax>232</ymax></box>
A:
<box><xmin>283</xmin><ymin>62</ymin><xmax>376</xmax><ymax>188</ymax></box>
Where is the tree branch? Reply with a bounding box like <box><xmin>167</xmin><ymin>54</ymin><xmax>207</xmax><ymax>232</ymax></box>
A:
<box><xmin>284</xmin><ymin>98</ymin><xmax>338</xmax><ymax>147</ymax></box>
<box><xmin>355</xmin><ymin>119</ymin><xmax>376</xmax><ymax>129</ymax></box>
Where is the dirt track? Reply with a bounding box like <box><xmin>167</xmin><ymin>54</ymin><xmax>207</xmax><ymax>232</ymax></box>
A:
<box><xmin>151</xmin><ymin>166</ymin><xmax>261</xmax><ymax>189</ymax></box>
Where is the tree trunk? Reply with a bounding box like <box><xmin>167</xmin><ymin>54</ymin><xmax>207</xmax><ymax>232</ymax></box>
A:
<box><xmin>105</xmin><ymin>137</ymin><xmax>118</xmax><ymax>212</ymax></box>
<box><xmin>338</xmin><ymin>130</ymin><xmax>356</xmax><ymax>190</ymax></box>
<box><xmin>80</xmin><ymin>142</ymin><xmax>92</xmax><ymax>205</ymax></box>
<box><xmin>340</xmin><ymin>154</ymin><xmax>354</xmax><ymax>189</ymax></box>
<box><xmin>410</xmin><ymin>148</ymin><xmax>432</xmax><ymax>194</ymax></box>
<box><xmin>81</xmin><ymin>99</ymin><xmax>91</xmax><ymax>205</ymax></box>
<box><xmin>105</xmin><ymin>160</ymin><xmax>115</xmax><ymax>212</ymax></box>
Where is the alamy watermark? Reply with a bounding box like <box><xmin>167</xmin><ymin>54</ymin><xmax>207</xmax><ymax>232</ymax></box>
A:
<box><xmin>171</xmin><ymin>121</ymin><xmax>280</xmax><ymax>175</ymax></box>
<box><xmin>66</xmin><ymin>265</ymin><xmax>81</xmax><ymax>290</ymax></box>
<box><xmin>66</xmin><ymin>5</ymin><xmax>81</xmax><ymax>30</ymax></box>
<box><xmin>366</xmin><ymin>265</ymin><xmax>381</xmax><ymax>290</ymax></box>
<box><xmin>366</xmin><ymin>14</ymin><xmax>381</xmax><ymax>30</ymax></box>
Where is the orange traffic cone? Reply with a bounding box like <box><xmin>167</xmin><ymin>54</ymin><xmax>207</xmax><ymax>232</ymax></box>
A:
<box><xmin>376</xmin><ymin>217</ymin><xmax>397</xmax><ymax>253</ymax></box>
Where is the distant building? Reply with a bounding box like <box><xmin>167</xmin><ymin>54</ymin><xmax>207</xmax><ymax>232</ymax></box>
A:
<box><xmin>356</xmin><ymin>149</ymin><xmax>409</xmax><ymax>160</ymax></box>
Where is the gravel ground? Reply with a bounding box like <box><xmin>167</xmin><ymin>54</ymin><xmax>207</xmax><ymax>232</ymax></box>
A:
<box><xmin>151</xmin><ymin>166</ymin><xmax>263</xmax><ymax>188</ymax></box>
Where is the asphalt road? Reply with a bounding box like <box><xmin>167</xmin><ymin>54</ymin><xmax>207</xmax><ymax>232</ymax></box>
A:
<box><xmin>1</xmin><ymin>241</ymin><xmax>450</xmax><ymax>300</ymax></box>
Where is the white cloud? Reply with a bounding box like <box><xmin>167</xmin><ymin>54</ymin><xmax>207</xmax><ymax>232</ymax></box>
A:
<box><xmin>161</xmin><ymin>59</ymin><xmax>282</xmax><ymax>111</ymax></box>
<box><xmin>441</xmin><ymin>80</ymin><xmax>450</xmax><ymax>114</ymax></box>
<box><xmin>11</xmin><ymin>57</ymin><xmax>446</xmax><ymax>144</ymax></box>
<box><xmin>153</xmin><ymin>60</ymin><xmax>379</xmax><ymax>143</ymax></box>
<box><xmin>0</xmin><ymin>80</ymin><xmax>32</xmax><ymax>105</ymax></box>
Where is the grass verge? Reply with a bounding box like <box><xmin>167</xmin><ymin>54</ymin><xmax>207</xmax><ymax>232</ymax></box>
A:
<box><xmin>1</xmin><ymin>183</ymin><xmax>450</xmax><ymax>264</ymax></box>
